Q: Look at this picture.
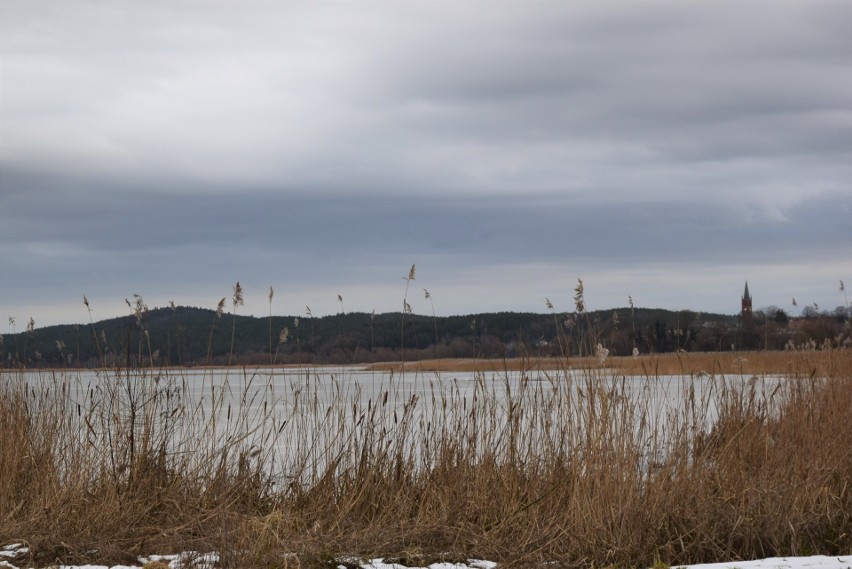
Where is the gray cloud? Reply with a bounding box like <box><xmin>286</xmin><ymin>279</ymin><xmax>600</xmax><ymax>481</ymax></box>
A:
<box><xmin>1</xmin><ymin>1</ymin><xmax>850</xmax><ymax>327</ymax></box>
<box><xmin>2</xmin><ymin>170</ymin><xmax>846</xmax><ymax>272</ymax></box>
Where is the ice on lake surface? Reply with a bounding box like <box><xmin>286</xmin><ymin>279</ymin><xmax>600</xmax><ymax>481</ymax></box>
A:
<box><xmin>14</xmin><ymin>364</ymin><xmax>782</xmax><ymax>408</ymax></box>
<box><xmin>12</xmin><ymin>364</ymin><xmax>784</xmax><ymax>442</ymax></box>
<box><xmin>8</xmin><ymin>365</ymin><xmax>787</xmax><ymax>480</ymax></box>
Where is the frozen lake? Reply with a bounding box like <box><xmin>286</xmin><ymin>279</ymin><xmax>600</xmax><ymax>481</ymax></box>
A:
<box><xmin>5</xmin><ymin>365</ymin><xmax>785</xmax><ymax>480</ymax></box>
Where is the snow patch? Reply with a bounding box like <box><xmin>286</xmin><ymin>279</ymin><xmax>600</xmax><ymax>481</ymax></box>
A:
<box><xmin>138</xmin><ymin>552</ymin><xmax>219</xmax><ymax>569</ymax></box>
<box><xmin>679</xmin><ymin>556</ymin><xmax>852</xmax><ymax>569</ymax></box>
<box><xmin>0</xmin><ymin>544</ymin><xmax>29</xmax><ymax>569</ymax></box>
<box><xmin>0</xmin><ymin>545</ymin><xmax>29</xmax><ymax>560</ymax></box>
<box><xmin>359</xmin><ymin>561</ymin><xmax>495</xmax><ymax>569</ymax></box>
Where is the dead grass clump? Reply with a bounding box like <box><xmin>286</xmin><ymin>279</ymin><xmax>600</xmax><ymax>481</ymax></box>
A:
<box><xmin>0</xmin><ymin>369</ymin><xmax>279</xmax><ymax>566</ymax></box>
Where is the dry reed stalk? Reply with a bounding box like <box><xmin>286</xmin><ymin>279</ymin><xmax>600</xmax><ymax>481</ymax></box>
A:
<box><xmin>401</xmin><ymin>264</ymin><xmax>416</xmax><ymax>371</ymax></box>
<box><xmin>268</xmin><ymin>286</ymin><xmax>274</xmax><ymax>365</ymax></box>
<box><xmin>228</xmin><ymin>282</ymin><xmax>244</xmax><ymax>368</ymax></box>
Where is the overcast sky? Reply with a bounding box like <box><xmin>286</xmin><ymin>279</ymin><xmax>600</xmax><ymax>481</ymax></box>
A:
<box><xmin>1</xmin><ymin>1</ymin><xmax>850</xmax><ymax>331</ymax></box>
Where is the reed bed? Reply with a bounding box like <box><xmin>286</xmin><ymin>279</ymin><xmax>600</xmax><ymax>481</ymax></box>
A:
<box><xmin>369</xmin><ymin>350</ymin><xmax>845</xmax><ymax>377</ymax></box>
<box><xmin>1</xmin><ymin>350</ymin><xmax>851</xmax><ymax>568</ymax></box>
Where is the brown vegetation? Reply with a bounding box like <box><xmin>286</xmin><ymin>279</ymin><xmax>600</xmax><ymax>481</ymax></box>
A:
<box><xmin>1</xmin><ymin>349</ymin><xmax>851</xmax><ymax>568</ymax></box>
<box><xmin>370</xmin><ymin>349</ymin><xmax>844</xmax><ymax>377</ymax></box>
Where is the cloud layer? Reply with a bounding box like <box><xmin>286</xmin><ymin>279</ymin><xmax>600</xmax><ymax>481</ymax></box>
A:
<box><xmin>1</xmin><ymin>1</ymin><xmax>850</xmax><ymax>328</ymax></box>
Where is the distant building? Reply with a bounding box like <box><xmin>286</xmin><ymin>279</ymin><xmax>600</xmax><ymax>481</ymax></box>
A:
<box><xmin>741</xmin><ymin>281</ymin><xmax>753</xmax><ymax>320</ymax></box>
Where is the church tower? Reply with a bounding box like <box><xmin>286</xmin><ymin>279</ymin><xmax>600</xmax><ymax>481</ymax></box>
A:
<box><xmin>741</xmin><ymin>281</ymin><xmax>753</xmax><ymax>319</ymax></box>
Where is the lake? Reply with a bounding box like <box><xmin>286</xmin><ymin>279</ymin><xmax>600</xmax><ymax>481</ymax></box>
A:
<box><xmin>5</xmin><ymin>365</ymin><xmax>784</xmax><ymax>481</ymax></box>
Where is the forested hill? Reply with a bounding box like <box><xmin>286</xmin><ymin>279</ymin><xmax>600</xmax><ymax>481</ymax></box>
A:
<box><xmin>2</xmin><ymin>305</ymin><xmax>741</xmax><ymax>368</ymax></box>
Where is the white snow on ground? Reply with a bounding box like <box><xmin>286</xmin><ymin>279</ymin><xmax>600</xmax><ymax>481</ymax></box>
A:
<box><xmin>2</xmin><ymin>543</ymin><xmax>851</xmax><ymax>569</ymax></box>
<box><xmin>138</xmin><ymin>552</ymin><xmax>219</xmax><ymax>569</ymax></box>
<box><xmin>354</xmin><ymin>560</ymin><xmax>497</xmax><ymax>569</ymax></box>
<box><xmin>681</xmin><ymin>556</ymin><xmax>852</xmax><ymax>569</ymax></box>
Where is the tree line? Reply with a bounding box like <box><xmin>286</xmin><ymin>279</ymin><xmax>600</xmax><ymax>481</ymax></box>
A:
<box><xmin>1</xmin><ymin>303</ymin><xmax>848</xmax><ymax>368</ymax></box>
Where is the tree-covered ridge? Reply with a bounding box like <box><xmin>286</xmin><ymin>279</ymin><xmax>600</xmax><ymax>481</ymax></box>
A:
<box><xmin>1</xmin><ymin>304</ymin><xmax>847</xmax><ymax>368</ymax></box>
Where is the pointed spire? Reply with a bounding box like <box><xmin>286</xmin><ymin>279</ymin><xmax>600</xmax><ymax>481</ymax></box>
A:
<box><xmin>741</xmin><ymin>281</ymin><xmax>753</xmax><ymax>320</ymax></box>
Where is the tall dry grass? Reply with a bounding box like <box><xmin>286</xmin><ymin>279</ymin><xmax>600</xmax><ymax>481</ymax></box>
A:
<box><xmin>1</xmin><ymin>350</ymin><xmax>851</xmax><ymax>567</ymax></box>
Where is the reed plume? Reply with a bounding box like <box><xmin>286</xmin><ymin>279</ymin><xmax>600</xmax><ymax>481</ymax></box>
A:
<box><xmin>268</xmin><ymin>286</ymin><xmax>274</xmax><ymax>364</ymax></box>
<box><xmin>401</xmin><ymin>264</ymin><xmax>416</xmax><ymax>369</ymax></box>
<box><xmin>228</xmin><ymin>282</ymin><xmax>244</xmax><ymax>366</ymax></box>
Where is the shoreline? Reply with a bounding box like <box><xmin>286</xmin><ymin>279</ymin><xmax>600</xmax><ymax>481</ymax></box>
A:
<box><xmin>2</xmin><ymin>350</ymin><xmax>846</xmax><ymax>376</ymax></box>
